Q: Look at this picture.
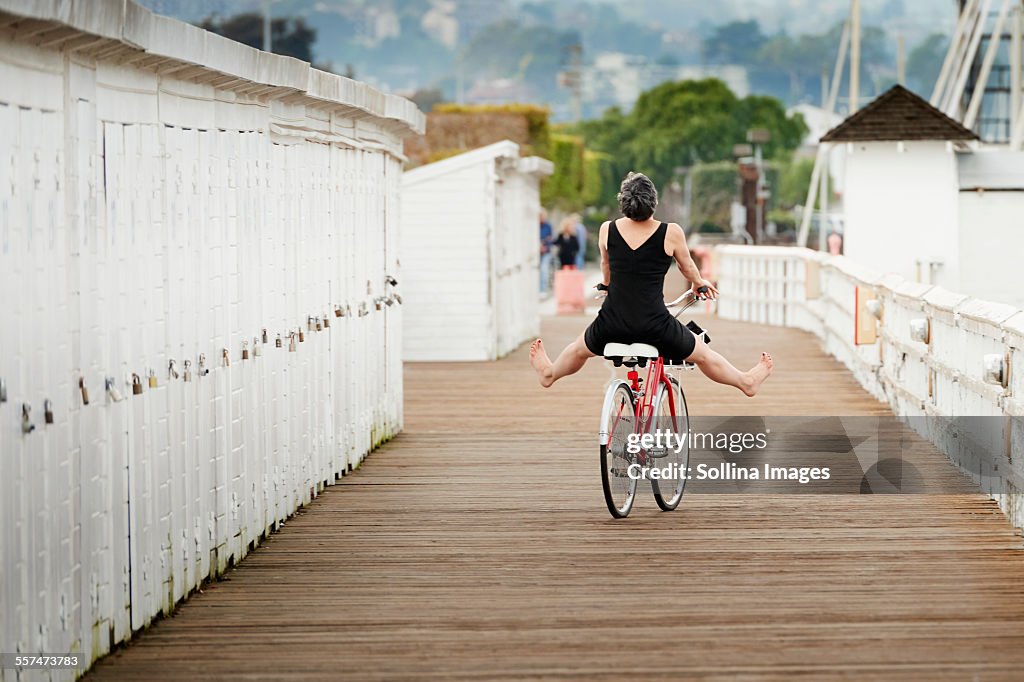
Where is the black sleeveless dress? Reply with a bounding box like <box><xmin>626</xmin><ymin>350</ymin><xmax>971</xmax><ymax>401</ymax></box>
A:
<box><xmin>583</xmin><ymin>220</ymin><xmax>697</xmax><ymax>363</ymax></box>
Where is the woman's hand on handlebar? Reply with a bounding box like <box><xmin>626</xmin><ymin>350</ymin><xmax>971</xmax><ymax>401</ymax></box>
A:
<box><xmin>691</xmin><ymin>279</ymin><xmax>718</xmax><ymax>300</ymax></box>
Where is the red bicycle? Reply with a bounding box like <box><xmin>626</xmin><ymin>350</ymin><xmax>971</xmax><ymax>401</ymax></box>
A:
<box><xmin>597</xmin><ymin>287</ymin><xmax>710</xmax><ymax>518</ymax></box>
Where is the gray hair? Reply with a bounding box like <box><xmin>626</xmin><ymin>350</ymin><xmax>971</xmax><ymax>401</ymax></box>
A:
<box><xmin>617</xmin><ymin>172</ymin><xmax>658</xmax><ymax>221</ymax></box>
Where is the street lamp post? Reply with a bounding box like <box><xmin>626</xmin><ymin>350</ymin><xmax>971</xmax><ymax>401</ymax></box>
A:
<box><xmin>747</xmin><ymin>128</ymin><xmax>771</xmax><ymax>243</ymax></box>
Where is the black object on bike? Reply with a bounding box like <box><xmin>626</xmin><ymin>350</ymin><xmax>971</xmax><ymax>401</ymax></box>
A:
<box><xmin>685</xmin><ymin>320</ymin><xmax>711</xmax><ymax>345</ymax></box>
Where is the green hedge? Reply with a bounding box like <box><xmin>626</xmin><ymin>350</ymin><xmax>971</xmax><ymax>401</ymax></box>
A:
<box><xmin>423</xmin><ymin>108</ymin><xmax>614</xmax><ymax>212</ymax></box>
<box><xmin>541</xmin><ymin>133</ymin><xmax>584</xmax><ymax>209</ymax></box>
<box><xmin>582</xmin><ymin>149</ymin><xmax>613</xmax><ymax>208</ymax></box>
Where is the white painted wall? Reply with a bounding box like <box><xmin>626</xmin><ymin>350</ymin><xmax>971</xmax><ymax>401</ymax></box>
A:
<box><xmin>401</xmin><ymin>142</ymin><xmax>552</xmax><ymax>361</ymax></box>
<box><xmin>958</xmin><ymin>191</ymin><xmax>1024</xmax><ymax>308</ymax></box>
<box><xmin>717</xmin><ymin>245</ymin><xmax>1024</xmax><ymax>529</ymax></box>
<box><xmin>0</xmin><ymin>1</ymin><xmax>423</xmax><ymax>678</ymax></box>
<box><xmin>842</xmin><ymin>141</ymin><xmax>961</xmax><ymax>287</ymax></box>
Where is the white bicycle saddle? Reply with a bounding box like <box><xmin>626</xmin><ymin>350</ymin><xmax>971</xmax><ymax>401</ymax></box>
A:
<box><xmin>602</xmin><ymin>343</ymin><xmax>660</xmax><ymax>359</ymax></box>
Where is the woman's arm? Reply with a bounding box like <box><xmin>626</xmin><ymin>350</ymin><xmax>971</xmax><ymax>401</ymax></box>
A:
<box><xmin>668</xmin><ymin>223</ymin><xmax>717</xmax><ymax>298</ymax></box>
<box><xmin>599</xmin><ymin>221</ymin><xmax>611</xmax><ymax>286</ymax></box>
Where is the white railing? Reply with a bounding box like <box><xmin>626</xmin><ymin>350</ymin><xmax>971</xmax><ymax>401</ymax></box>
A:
<box><xmin>717</xmin><ymin>245</ymin><xmax>1024</xmax><ymax>526</ymax></box>
<box><xmin>0</xmin><ymin>1</ymin><xmax>423</xmax><ymax>678</ymax></box>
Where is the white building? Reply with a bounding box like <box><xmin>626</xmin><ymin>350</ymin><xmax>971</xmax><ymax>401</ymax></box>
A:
<box><xmin>823</xmin><ymin>85</ymin><xmax>1024</xmax><ymax>308</ymax></box>
<box><xmin>822</xmin><ymin>86</ymin><xmax>977</xmax><ymax>290</ymax></box>
<box><xmin>401</xmin><ymin>141</ymin><xmax>553</xmax><ymax>361</ymax></box>
<box><xmin>956</xmin><ymin>150</ymin><xmax>1024</xmax><ymax>306</ymax></box>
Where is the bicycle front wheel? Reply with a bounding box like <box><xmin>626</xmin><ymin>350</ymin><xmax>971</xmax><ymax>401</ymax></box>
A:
<box><xmin>652</xmin><ymin>377</ymin><xmax>689</xmax><ymax>511</ymax></box>
<box><xmin>600</xmin><ymin>381</ymin><xmax>638</xmax><ymax>519</ymax></box>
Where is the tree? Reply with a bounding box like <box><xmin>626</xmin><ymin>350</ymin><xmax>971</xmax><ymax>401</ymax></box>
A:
<box><xmin>776</xmin><ymin>156</ymin><xmax>816</xmax><ymax>208</ymax></box>
<box><xmin>703</xmin><ymin>20</ymin><xmax>766</xmax><ymax>65</ymax></box>
<box><xmin>906</xmin><ymin>33</ymin><xmax>948</xmax><ymax>97</ymax></box>
<box><xmin>200</xmin><ymin>13</ymin><xmax>315</xmax><ymax>63</ymax></box>
<box><xmin>736</xmin><ymin>96</ymin><xmax>807</xmax><ymax>156</ymax></box>
<box><xmin>576</xmin><ymin>79</ymin><xmax>807</xmax><ymax>210</ymax></box>
<box><xmin>577</xmin><ymin>80</ymin><xmax>806</xmax><ymax>191</ymax></box>
<box><xmin>628</xmin><ymin>79</ymin><xmax>743</xmax><ymax>181</ymax></box>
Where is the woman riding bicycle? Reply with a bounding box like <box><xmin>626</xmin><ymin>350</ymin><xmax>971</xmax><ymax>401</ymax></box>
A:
<box><xmin>530</xmin><ymin>172</ymin><xmax>773</xmax><ymax>396</ymax></box>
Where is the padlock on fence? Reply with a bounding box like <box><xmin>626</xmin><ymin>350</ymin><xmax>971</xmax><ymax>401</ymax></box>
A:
<box><xmin>242</xmin><ymin>341</ymin><xmax>249</xmax><ymax>361</ymax></box>
<box><xmin>222</xmin><ymin>348</ymin><xmax>230</xmax><ymax>367</ymax></box>
<box><xmin>183</xmin><ymin>360</ymin><xmax>192</xmax><ymax>382</ymax></box>
<box><xmin>288</xmin><ymin>333</ymin><xmax>296</xmax><ymax>352</ymax></box>
<box><xmin>79</xmin><ymin>377</ymin><xmax>89</xmax><ymax>405</ymax></box>
<box><xmin>276</xmin><ymin>334</ymin><xmax>283</xmax><ymax>349</ymax></box>
<box><xmin>105</xmin><ymin>377</ymin><xmax>124</xmax><ymax>402</ymax></box>
<box><xmin>168</xmin><ymin>359</ymin><xmax>180</xmax><ymax>380</ymax></box>
<box><xmin>262</xmin><ymin>328</ymin><xmax>268</xmax><ymax>344</ymax></box>
<box><xmin>323</xmin><ymin>314</ymin><xmax>330</xmax><ymax>328</ymax></box>
<box><xmin>44</xmin><ymin>399</ymin><xmax>54</xmax><ymax>424</ymax></box>
<box><xmin>22</xmin><ymin>404</ymin><xmax>35</xmax><ymax>434</ymax></box>
<box><xmin>148</xmin><ymin>369</ymin><xmax>158</xmax><ymax>389</ymax></box>
<box><xmin>198</xmin><ymin>354</ymin><xmax>209</xmax><ymax>377</ymax></box>
<box><xmin>253</xmin><ymin>337</ymin><xmax>262</xmax><ymax>357</ymax></box>
<box><xmin>132</xmin><ymin>373</ymin><xmax>143</xmax><ymax>396</ymax></box>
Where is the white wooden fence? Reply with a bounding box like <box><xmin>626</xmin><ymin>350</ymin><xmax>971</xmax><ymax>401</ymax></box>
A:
<box><xmin>0</xmin><ymin>1</ymin><xmax>424</xmax><ymax>678</ymax></box>
<box><xmin>717</xmin><ymin>245</ymin><xmax>1024</xmax><ymax>527</ymax></box>
<box><xmin>401</xmin><ymin>142</ymin><xmax>551</xmax><ymax>361</ymax></box>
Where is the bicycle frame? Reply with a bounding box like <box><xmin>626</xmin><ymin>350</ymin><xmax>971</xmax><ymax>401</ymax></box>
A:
<box><xmin>607</xmin><ymin>357</ymin><xmax>678</xmax><ymax>467</ymax></box>
<box><xmin>598</xmin><ymin>286</ymin><xmax>707</xmax><ymax>517</ymax></box>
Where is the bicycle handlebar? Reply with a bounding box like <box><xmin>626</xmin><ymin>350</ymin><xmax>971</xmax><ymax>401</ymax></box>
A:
<box><xmin>594</xmin><ymin>284</ymin><xmax>713</xmax><ymax>311</ymax></box>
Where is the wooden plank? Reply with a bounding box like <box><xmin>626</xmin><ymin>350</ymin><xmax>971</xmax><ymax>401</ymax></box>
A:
<box><xmin>87</xmin><ymin>316</ymin><xmax>1024</xmax><ymax>681</ymax></box>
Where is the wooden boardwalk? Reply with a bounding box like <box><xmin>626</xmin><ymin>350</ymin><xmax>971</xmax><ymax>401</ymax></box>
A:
<box><xmin>87</xmin><ymin>315</ymin><xmax>1024</xmax><ymax>681</ymax></box>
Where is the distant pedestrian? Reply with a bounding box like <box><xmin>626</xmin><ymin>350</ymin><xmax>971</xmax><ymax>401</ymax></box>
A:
<box><xmin>539</xmin><ymin>209</ymin><xmax>554</xmax><ymax>294</ymax></box>
<box><xmin>827</xmin><ymin>231</ymin><xmax>843</xmax><ymax>255</ymax></box>
<box><xmin>554</xmin><ymin>216</ymin><xmax>579</xmax><ymax>269</ymax></box>
<box><xmin>573</xmin><ymin>214</ymin><xmax>587</xmax><ymax>269</ymax></box>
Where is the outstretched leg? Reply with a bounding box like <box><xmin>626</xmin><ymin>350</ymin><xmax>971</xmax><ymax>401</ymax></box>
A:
<box><xmin>530</xmin><ymin>335</ymin><xmax>595</xmax><ymax>388</ymax></box>
<box><xmin>687</xmin><ymin>338</ymin><xmax>773</xmax><ymax>397</ymax></box>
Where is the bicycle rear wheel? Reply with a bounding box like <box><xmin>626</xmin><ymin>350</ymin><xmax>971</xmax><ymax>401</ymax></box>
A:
<box><xmin>600</xmin><ymin>382</ymin><xmax>638</xmax><ymax>519</ymax></box>
<box><xmin>652</xmin><ymin>377</ymin><xmax>689</xmax><ymax>511</ymax></box>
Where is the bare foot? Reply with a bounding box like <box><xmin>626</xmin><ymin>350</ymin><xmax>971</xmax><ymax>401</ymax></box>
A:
<box><xmin>740</xmin><ymin>352</ymin><xmax>774</xmax><ymax>397</ymax></box>
<box><xmin>530</xmin><ymin>339</ymin><xmax>555</xmax><ymax>388</ymax></box>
